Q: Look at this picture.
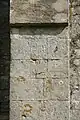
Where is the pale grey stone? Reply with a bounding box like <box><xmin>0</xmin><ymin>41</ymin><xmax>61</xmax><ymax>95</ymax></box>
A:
<box><xmin>11</xmin><ymin>29</ymin><xmax>31</xmax><ymax>59</ymax></box>
<box><xmin>30</xmin><ymin>35</ymin><xmax>47</xmax><ymax>59</ymax></box>
<box><xmin>10</xmin><ymin>60</ymin><xmax>36</xmax><ymax>79</ymax></box>
<box><xmin>10</xmin><ymin>101</ymin><xmax>69</xmax><ymax>120</ymax></box>
<box><xmin>10</xmin><ymin>59</ymin><xmax>48</xmax><ymax>79</ymax></box>
<box><xmin>71</xmin><ymin>0</ymin><xmax>80</xmax><ymax>6</ymax></box>
<box><xmin>71</xmin><ymin>101</ymin><xmax>80</xmax><ymax>110</ymax></box>
<box><xmin>10</xmin><ymin>101</ymin><xmax>21</xmax><ymax>120</ymax></box>
<box><xmin>74</xmin><ymin>49</ymin><xmax>80</xmax><ymax>58</ymax></box>
<box><xmin>70</xmin><ymin>15</ymin><xmax>80</xmax><ymax>39</ymax></box>
<box><xmin>48</xmin><ymin>37</ymin><xmax>68</xmax><ymax>59</ymax></box>
<box><xmin>10</xmin><ymin>78</ymin><xmax>43</xmax><ymax>100</ymax></box>
<box><xmin>72</xmin><ymin>89</ymin><xmax>80</xmax><ymax>101</ymax></box>
<box><xmin>48</xmin><ymin>59</ymin><xmax>68</xmax><ymax>78</ymax></box>
<box><xmin>10</xmin><ymin>0</ymin><xmax>68</xmax><ymax>23</ymax></box>
<box><xmin>70</xmin><ymin>64</ymin><xmax>80</xmax><ymax>101</ymax></box>
<box><xmin>11</xmin><ymin>27</ymin><xmax>68</xmax><ymax>60</ymax></box>
<box><xmin>10</xmin><ymin>101</ymin><xmax>45</xmax><ymax>120</ymax></box>
<box><xmin>45</xmin><ymin>101</ymin><xmax>69</xmax><ymax>120</ymax></box>
<box><xmin>10</xmin><ymin>60</ymin><xmax>31</xmax><ymax>79</ymax></box>
<box><xmin>35</xmin><ymin>60</ymin><xmax>48</xmax><ymax>79</ymax></box>
<box><xmin>44</xmin><ymin>78</ymin><xmax>69</xmax><ymax>100</ymax></box>
<box><xmin>71</xmin><ymin>6</ymin><xmax>80</xmax><ymax>16</ymax></box>
<box><xmin>70</xmin><ymin>110</ymin><xmax>80</xmax><ymax>120</ymax></box>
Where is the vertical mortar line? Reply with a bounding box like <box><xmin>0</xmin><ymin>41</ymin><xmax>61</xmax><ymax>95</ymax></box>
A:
<box><xmin>68</xmin><ymin>0</ymin><xmax>71</xmax><ymax>120</ymax></box>
<box><xmin>43</xmin><ymin>36</ymin><xmax>48</xmax><ymax>99</ymax></box>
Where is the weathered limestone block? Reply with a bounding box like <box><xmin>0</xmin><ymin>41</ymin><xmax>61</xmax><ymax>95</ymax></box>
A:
<box><xmin>70</xmin><ymin>5</ymin><xmax>80</xmax><ymax>39</ymax></box>
<box><xmin>10</xmin><ymin>21</ymin><xmax>69</xmax><ymax>120</ymax></box>
<box><xmin>11</xmin><ymin>58</ymin><xmax>68</xmax><ymax>80</ymax></box>
<box><xmin>71</xmin><ymin>6</ymin><xmax>80</xmax><ymax>16</ymax></box>
<box><xmin>70</xmin><ymin>0</ymin><xmax>80</xmax><ymax>6</ymax></box>
<box><xmin>70</xmin><ymin>1</ymin><xmax>80</xmax><ymax>103</ymax></box>
<box><xmin>10</xmin><ymin>59</ymin><xmax>48</xmax><ymax>79</ymax></box>
<box><xmin>48</xmin><ymin>37</ymin><xmax>68</xmax><ymax>59</ymax></box>
<box><xmin>71</xmin><ymin>79</ymin><xmax>80</xmax><ymax>101</ymax></box>
<box><xmin>44</xmin><ymin>78</ymin><xmax>69</xmax><ymax>100</ymax></box>
<box><xmin>10</xmin><ymin>100</ymin><xmax>45</xmax><ymax>120</ymax></box>
<box><xmin>48</xmin><ymin>59</ymin><xmax>68</xmax><ymax>78</ymax></box>
<box><xmin>10</xmin><ymin>0</ymin><xmax>68</xmax><ymax>23</ymax></box>
<box><xmin>71</xmin><ymin>101</ymin><xmax>80</xmax><ymax>110</ymax></box>
<box><xmin>45</xmin><ymin>101</ymin><xmax>69</xmax><ymax>120</ymax></box>
<box><xmin>10</xmin><ymin>101</ymin><xmax>69</xmax><ymax>120</ymax></box>
<box><xmin>35</xmin><ymin>60</ymin><xmax>48</xmax><ymax>79</ymax></box>
<box><xmin>11</xmin><ymin>28</ymin><xmax>31</xmax><ymax>59</ymax></box>
<box><xmin>11</xmin><ymin>27</ymin><xmax>68</xmax><ymax>60</ymax></box>
<box><xmin>70</xmin><ymin>101</ymin><xmax>80</xmax><ymax>120</ymax></box>
<box><xmin>70</xmin><ymin>55</ymin><xmax>80</xmax><ymax>101</ymax></box>
<box><xmin>70</xmin><ymin>15</ymin><xmax>80</xmax><ymax>39</ymax></box>
<box><xmin>10</xmin><ymin>59</ymin><xmax>37</xmax><ymax>79</ymax></box>
<box><xmin>30</xmin><ymin>36</ymin><xmax>47</xmax><ymax>60</ymax></box>
<box><xmin>70</xmin><ymin>4</ymin><xmax>80</xmax><ymax>102</ymax></box>
<box><xmin>10</xmin><ymin>77</ymin><xmax>43</xmax><ymax>100</ymax></box>
<box><xmin>10</xmin><ymin>60</ymin><xmax>31</xmax><ymax>78</ymax></box>
<box><xmin>70</xmin><ymin>54</ymin><xmax>80</xmax><ymax>101</ymax></box>
<box><xmin>70</xmin><ymin>107</ymin><xmax>80</xmax><ymax>120</ymax></box>
<box><xmin>70</xmin><ymin>110</ymin><xmax>80</xmax><ymax>120</ymax></box>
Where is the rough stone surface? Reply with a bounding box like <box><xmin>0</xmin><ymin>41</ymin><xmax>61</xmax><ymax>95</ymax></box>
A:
<box><xmin>70</xmin><ymin>0</ymin><xmax>80</xmax><ymax>6</ymax></box>
<box><xmin>70</xmin><ymin>101</ymin><xmax>80</xmax><ymax>120</ymax></box>
<box><xmin>44</xmin><ymin>78</ymin><xmax>69</xmax><ymax>100</ymax></box>
<box><xmin>70</xmin><ymin>2</ymin><xmax>80</xmax><ymax>120</ymax></box>
<box><xmin>10</xmin><ymin>101</ymin><xmax>69</xmax><ymax>120</ymax></box>
<box><xmin>9</xmin><ymin>0</ymin><xmax>80</xmax><ymax>120</ymax></box>
<box><xmin>10</xmin><ymin>77</ymin><xmax>43</xmax><ymax>100</ymax></box>
<box><xmin>48</xmin><ymin>59</ymin><xmax>68</xmax><ymax>78</ymax></box>
<box><xmin>10</xmin><ymin>27</ymin><xmax>69</xmax><ymax>120</ymax></box>
<box><xmin>10</xmin><ymin>0</ymin><xmax>68</xmax><ymax>23</ymax></box>
<box><xmin>11</xmin><ymin>27</ymin><xmax>68</xmax><ymax>60</ymax></box>
<box><xmin>70</xmin><ymin>110</ymin><xmax>80</xmax><ymax>120</ymax></box>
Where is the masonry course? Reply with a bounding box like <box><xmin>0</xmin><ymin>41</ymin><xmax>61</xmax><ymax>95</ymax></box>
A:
<box><xmin>0</xmin><ymin>0</ymin><xmax>79</xmax><ymax>120</ymax></box>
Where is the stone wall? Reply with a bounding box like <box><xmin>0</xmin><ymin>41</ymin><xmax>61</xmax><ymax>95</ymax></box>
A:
<box><xmin>70</xmin><ymin>0</ymin><xmax>80</xmax><ymax>119</ymax></box>
<box><xmin>9</xmin><ymin>0</ymin><xmax>80</xmax><ymax>120</ymax></box>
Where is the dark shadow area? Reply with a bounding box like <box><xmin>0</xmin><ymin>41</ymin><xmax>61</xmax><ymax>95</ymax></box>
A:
<box><xmin>11</xmin><ymin>23</ymin><xmax>68</xmax><ymax>28</ymax></box>
<box><xmin>0</xmin><ymin>0</ymin><xmax>10</xmax><ymax>120</ymax></box>
<box><xmin>11</xmin><ymin>24</ymin><xmax>68</xmax><ymax>36</ymax></box>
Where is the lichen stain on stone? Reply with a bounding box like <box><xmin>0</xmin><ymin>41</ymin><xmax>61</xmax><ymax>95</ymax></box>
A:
<box><xmin>17</xmin><ymin>76</ymin><xmax>25</xmax><ymax>82</ymax></box>
<box><xmin>46</xmin><ymin>78</ymin><xmax>53</xmax><ymax>92</ymax></box>
<box><xmin>22</xmin><ymin>104</ymin><xmax>33</xmax><ymax>117</ymax></box>
<box><xmin>69</xmin><ymin>6</ymin><xmax>72</xmax><ymax>23</ymax></box>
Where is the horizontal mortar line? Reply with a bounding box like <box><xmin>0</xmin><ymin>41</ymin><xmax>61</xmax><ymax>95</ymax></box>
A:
<box><xmin>10</xmin><ymin>77</ymin><xmax>68</xmax><ymax>80</ymax></box>
<box><xmin>11</xmin><ymin>100</ymin><xmax>70</xmax><ymax>102</ymax></box>
<box><xmin>10</xmin><ymin>23</ymin><xmax>68</xmax><ymax>28</ymax></box>
<box><xmin>11</xmin><ymin>39</ymin><xmax>69</xmax><ymax>40</ymax></box>
<box><xmin>11</xmin><ymin>58</ymin><xmax>67</xmax><ymax>61</ymax></box>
